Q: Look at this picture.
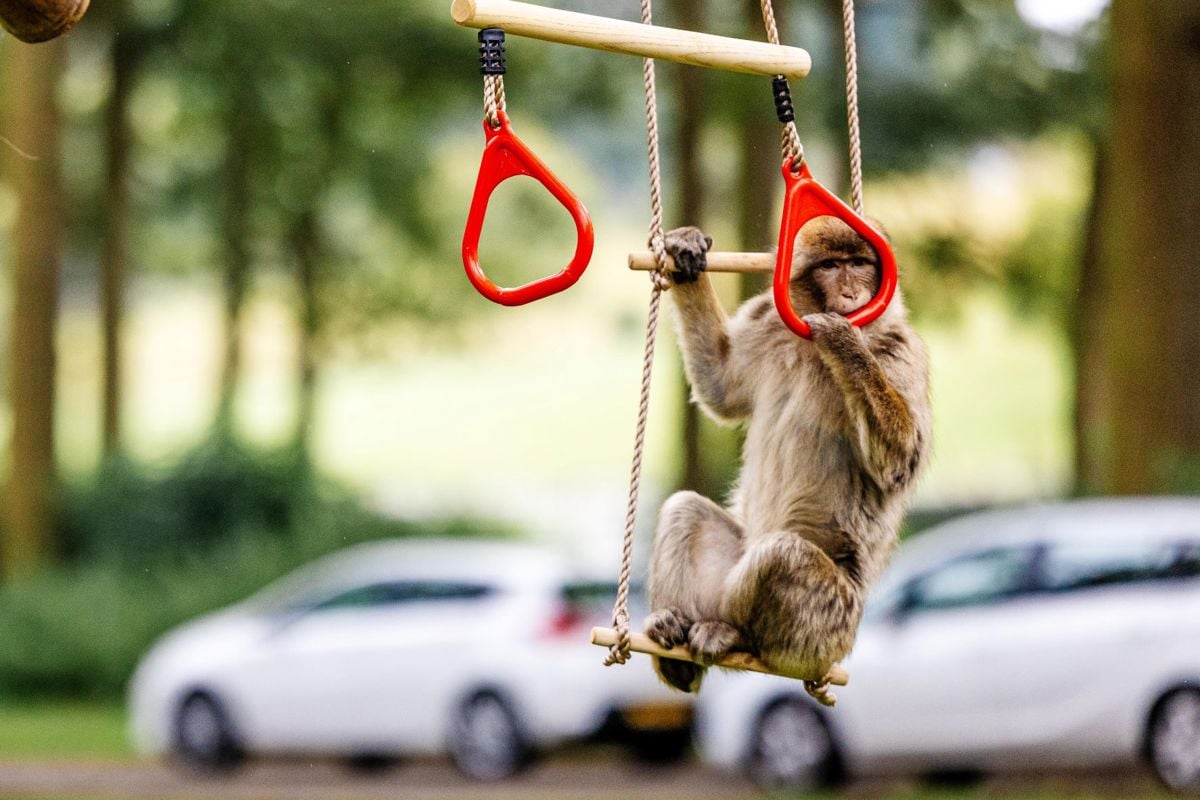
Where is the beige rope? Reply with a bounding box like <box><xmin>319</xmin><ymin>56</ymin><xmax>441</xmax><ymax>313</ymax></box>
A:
<box><xmin>758</xmin><ymin>0</ymin><xmax>803</xmax><ymax>168</ymax></box>
<box><xmin>483</xmin><ymin>74</ymin><xmax>507</xmax><ymax>128</ymax></box>
<box><xmin>605</xmin><ymin>0</ymin><xmax>672</xmax><ymax>669</ymax></box>
<box><xmin>841</xmin><ymin>0</ymin><xmax>864</xmax><ymax>214</ymax></box>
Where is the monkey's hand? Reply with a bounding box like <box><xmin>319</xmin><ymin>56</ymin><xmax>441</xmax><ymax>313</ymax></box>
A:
<box><xmin>663</xmin><ymin>226</ymin><xmax>713</xmax><ymax>285</ymax></box>
<box><xmin>803</xmin><ymin>311</ymin><xmax>853</xmax><ymax>340</ymax></box>
<box><xmin>803</xmin><ymin>312</ymin><xmax>858</xmax><ymax>351</ymax></box>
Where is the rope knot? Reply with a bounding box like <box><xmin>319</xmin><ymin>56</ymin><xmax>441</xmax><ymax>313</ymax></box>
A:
<box><xmin>648</xmin><ymin>234</ymin><xmax>672</xmax><ymax>291</ymax></box>
<box><xmin>603</xmin><ymin>610</ymin><xmax>633</xmax><ymax>666</ymax></box>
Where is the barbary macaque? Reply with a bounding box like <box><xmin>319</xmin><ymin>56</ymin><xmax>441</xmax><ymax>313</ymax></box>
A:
<box><xmin>644</xmin><ymin>219</ymin><xmax>931</xmax><ymax>694</ymax></box>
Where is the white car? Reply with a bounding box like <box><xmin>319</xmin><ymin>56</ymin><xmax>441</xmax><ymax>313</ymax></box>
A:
<box><xmin>696</xmin><ymin>497</ymin><xmax>1200</xmax><ymax>794</ymax></box>
<box><xmin>129</xmin><ymin>539</ymin><xmax>690</xmax><ymax>778</ymax></box>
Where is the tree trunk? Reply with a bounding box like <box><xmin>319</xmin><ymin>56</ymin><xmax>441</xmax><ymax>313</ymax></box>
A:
<box><xmin>1073</xmin><ymin>148</ymin><xmax>1108</xmax><ymax>495</ymax></box>
<box><xmin>215</xmin><ymin>85</ymin><xmax>253</xmax><ymax>438</ymax></box>
<box><xmin>1084</xmin><ymin>0</ymin><xmax>1200</xmax><ymax>493</ymax></box>
<box><xmin>737</xmin><ymin>0</ymin><xmax>781</xmax><ymax>301</ymax></box>
<box><xmin>2</xmin><ymin>37</ymin><xmax>66</xmax><ymax>578</ymax></box>
<box><xmin>290</xmin><ymin>208</ymin><xmax>319</xmax><ymax>459</ymax></box>
<box><xmin>100</xmin><ymin>0</ymin><xmax>132</xmax><ymax>457</ymax></box>
<box><xmin>671</xmin><ymin>0</ymin><xmax>708</xmax><ymax>495</ymax></box>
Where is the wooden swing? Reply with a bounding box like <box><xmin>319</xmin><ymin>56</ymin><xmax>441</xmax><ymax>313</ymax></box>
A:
<box><xmin>454</xmin><ymin>0</ymin><xmax>886</xmax><ymax>706</ymax></box>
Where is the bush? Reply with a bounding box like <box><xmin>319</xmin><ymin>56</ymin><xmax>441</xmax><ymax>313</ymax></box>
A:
<box><xmin>0</xmin><ymin>442</ymin><xmax>518</xmax><ymax>700</ymax></box>
<box><xmin>60</xmin><ymin>439</ymin><xmax>315</xmax><ymax>566</ymax></box>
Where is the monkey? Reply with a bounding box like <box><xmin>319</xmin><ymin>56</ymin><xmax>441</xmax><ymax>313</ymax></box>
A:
<box><xmin>643</xmin><ymin>218</ymin><xmax>931</xmax><ymax>695</ymax></box>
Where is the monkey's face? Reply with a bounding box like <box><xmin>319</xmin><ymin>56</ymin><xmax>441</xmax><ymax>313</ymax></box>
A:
<box><xmin>792</xmin><ymin>217</ymin><xmax>882</xmax><ymax>315</ymax></box>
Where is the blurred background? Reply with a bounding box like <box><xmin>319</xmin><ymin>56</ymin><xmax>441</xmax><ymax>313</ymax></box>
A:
<box><xmin>2</xmin><ymin>0</ymin><xmax>1199</xmax><ymax>797</ymax></box>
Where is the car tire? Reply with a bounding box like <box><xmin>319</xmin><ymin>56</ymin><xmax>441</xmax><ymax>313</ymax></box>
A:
<box><xmin>747</xmin><ymin>696</ymin><xmax>841</xmax><ymax>791</ymax></box>
<box><xmin>173</xmin><ymin>691</ymin><xmax>244</xmax><ymax>772</ymax></box>
<box><xmin>448</xmin><ymin>691</ymin><xmax>531</xmax><ymax>781</ymax></box>
<box><xmin>1148</xmin><ymin>687</ymin><xmax>1200</xmax><ymax>793</ymax></box>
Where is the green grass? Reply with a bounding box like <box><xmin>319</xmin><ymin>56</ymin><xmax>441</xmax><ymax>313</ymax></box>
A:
<box><xmin>0</xmin><ymin>704</ymin><xmax>131</xmax><ymax>761</ymax></box>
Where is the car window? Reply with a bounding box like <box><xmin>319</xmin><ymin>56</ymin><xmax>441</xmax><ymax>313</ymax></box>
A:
<box><xmin>1169</xmin><ymin>542</ymin><xmax>1200</xmax><ymax>578</ymax></box>
<box><xmin>308</xmin><ymin>581</ymin><xmax>492</xmax><ymax>613</ymax></box>
<box><xmin>906</xmin><ymin>548</ymin><xmax>1034</xmax><ymax>612</ymax></box>
<box><xmin>1038</xmin><ymin>541</ymin><xmax>1177</xmax><ymax>592</ymax></box>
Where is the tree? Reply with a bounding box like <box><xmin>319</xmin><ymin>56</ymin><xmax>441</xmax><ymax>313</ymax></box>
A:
<box><xmin>99</xmin><ymin>0</ymin><xmax>135</xmax><ymax>456</ymax></box>
<box><xmin>1077</xmin><ymin>0</ymin><xmax>1200</xmax><ymax>494</ymax></box>
<box><xmin>2</xmin><ymin>37</ymin><xmax>66</xmax><ymax>578</ymax></box>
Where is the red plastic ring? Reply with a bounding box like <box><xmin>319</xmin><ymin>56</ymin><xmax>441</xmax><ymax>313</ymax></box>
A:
<box><xmin>772</xmin><ymin>161</ymin><xmax>898</xmax><ymax>339</ymax></box>
<box><xmin>462</xmin><ymin>112</ymin><xmax>595</xmax><ymax>307</ymax></box>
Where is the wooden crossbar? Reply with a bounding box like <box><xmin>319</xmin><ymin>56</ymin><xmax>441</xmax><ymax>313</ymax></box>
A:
<box><xmin>628</xmin><ymin>251</ymin><xmax>775</xmax><ymax>274</ymax></box>
<box><xmin>590</xmin><ymin>626</ymin><xmax>849</xmax><ymax>686</ymax></box>
<box><xmin>451</xmin><ymin>0</ymin><xmax>811</xmax><ymax>79</ymax></box>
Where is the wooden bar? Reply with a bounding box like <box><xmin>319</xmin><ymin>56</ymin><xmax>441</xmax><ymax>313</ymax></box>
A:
<box><xmin>591</xmin><ymin>626</ymin><xmax>849</xmax><ymax>686</ymax></box>
<box><xmin>0</xmin><ymin>0</ymin><xmax>88</xmax><ymax>42</ymax></box>
<box><xmin>628</xmin><ymin>251</ymin><xmax>775</xmax><ymax>274</ymax></box>
<box><xmin>451</xmin><ymin>0</ymin><xmax>811</xmax><ymax>79</ymax></box>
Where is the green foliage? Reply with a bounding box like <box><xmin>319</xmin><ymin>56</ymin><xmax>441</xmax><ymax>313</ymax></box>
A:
<box><xmin>1</xmin><ymin>443</ymin><xmax>518</xmax><ymax>700</ymax></box>
<box><xmin>60</xmin><ymin>439</ymin><xmax>312</xmax><ymax>566</ymax></box>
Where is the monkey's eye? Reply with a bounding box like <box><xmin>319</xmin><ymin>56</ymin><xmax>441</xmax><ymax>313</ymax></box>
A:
<box><xmin>816</xmin><ymin>259</ymin><xmax>839</xmax><ymax>271</ymax></box>
<box><xmin>851</xmin><ymin>256</ymin><xmax>874</xmax><ymax>268</ymax></box>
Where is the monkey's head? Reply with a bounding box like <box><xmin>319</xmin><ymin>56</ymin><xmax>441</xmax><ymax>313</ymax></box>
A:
<box><xmin>791</xmin><ymin>216</ymin><xmax>886</xmax><ymax>316</ymax></box>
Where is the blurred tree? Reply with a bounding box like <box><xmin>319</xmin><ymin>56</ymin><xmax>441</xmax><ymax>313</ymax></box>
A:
<box><xmin>2</xmin><ymin>37</ymin><xmax>66</xmax><ymax>578</ymax></box>
<box><xmin>1077</xmin><ymin>0</ymin><xmax>1200</xmax><ymax>494</ymax></box>
<box><xmin>98</xmin><ymin>0</ymin><xmax>136</xmax><ymax>456</ymax></box>
<box><xmin>668</xmin><ymin>0</ymin><xmax>712</xmax><ymax>497</ymax></box>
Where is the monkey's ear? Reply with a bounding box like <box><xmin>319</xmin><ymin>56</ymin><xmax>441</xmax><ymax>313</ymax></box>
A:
<box><xmin>704</xmin><ymin>235</ymin><xmax>713</xmax><ymax>250</ymax></box>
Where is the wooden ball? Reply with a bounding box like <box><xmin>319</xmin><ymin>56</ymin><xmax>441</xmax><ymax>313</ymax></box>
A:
<box><xmin>0</xmin><ymin>0</ymin><xmax>90</xmax><ymax>43</ymax></box>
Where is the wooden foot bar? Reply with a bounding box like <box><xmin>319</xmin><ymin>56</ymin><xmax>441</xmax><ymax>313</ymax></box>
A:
<box><xmin>591</xmin><ymin>626</ymin><xmax>849</xmax><ymax>686</ymax></box>
<box><xmin>451</xmin><ymin>0</ymin><xmax>811</xmax><ymax>80</ymax></box>
<box><xmin>628</xmin><ymin>251</ymin><xmax>775</xmax><ymax>274</ymax></box>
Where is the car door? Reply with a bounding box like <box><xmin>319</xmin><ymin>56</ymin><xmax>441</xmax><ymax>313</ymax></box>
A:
<box><xmin>231</xmin><ymin>580</ymin><xmax>495</xmax><ymax>753</ymax></box>
<box><xmin>846</xmin><ymin>545</ymin><xmax>1040</xmax><ymax>766</ymax></box>
<box><xmin>980</xmin><ymin>538</ymin><xmax>1189</xmax><ymax>764</ymax></box>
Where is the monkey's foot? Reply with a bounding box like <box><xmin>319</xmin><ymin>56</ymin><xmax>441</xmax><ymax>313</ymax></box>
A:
<box><xmin>805</xmin><ymin>679</ymin><xmax>837</xmax><ymax>708</ymax></box>
<box><xmin>644</xmin><ymin>607</ymin><xmax>691</xmax><ymax>649</ymax></box>
<box><xmin>654</xmin><ymin>656</ymin><xmax>704</xmax><ymax>693</ymax></box>
<box><xmin>688</xmin><ymin>620</ymin><xmax>742</xmax><ymax>666</ymax></box>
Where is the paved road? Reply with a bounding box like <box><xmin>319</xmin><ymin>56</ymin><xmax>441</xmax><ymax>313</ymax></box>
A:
<box><xmin>0</xmin><ymin>755</ymin><xmax>1171</xmax><ymax>800</ymax></box>
<box><xmin>0</xmin><ymin>755</ymin><xmax>760</xmax><ymax>800</ymax></box>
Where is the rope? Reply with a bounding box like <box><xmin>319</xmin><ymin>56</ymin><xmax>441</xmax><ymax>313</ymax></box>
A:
<box><xmin>760</xmin><ymin>0</ymin><xmax>862</xmax><ymax>703</ymax></box>
<box><xmin>605</xmin><ymin>0</ymin><xmax>673</xmax><ymax>668</ymax></box>
<box><xmin>758</xmin><ymin>0</ymin><xmax>803</xmax><ymax>168</ymax></box>
<box><xmin>841</xmin><ymin>0</ymin><xmax>864</xmax><ymax>214</ymax></box>
<box><xmin>483</xmin><ymin>74</ymin><xmax>506</xmax><ymax>129</ymax></box>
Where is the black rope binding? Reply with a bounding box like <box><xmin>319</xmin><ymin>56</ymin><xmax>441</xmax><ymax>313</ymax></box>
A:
<box><xmin>772</xmin><ymin>76</ymin><xmax>795</xmax><ymax>124</ymax></box>
<box><xmin>478</xmin><ymin>28</ymin><xmax>507</xmax><ymax>75</ymax></box>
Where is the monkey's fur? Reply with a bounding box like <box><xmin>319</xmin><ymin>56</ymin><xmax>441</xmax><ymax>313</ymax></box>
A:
<box><xmin>644</xmin><ymin>220</ymin><xmax>931</xmax><ymax>693</ymax></box>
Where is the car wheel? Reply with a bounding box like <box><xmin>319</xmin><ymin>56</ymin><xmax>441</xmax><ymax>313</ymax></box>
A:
<box><xmin>449</xmin><ymin>691</ymin><xmax>530</xmax><ymax>781</ymax></box>
<box><xmin>747</xmin><ymin>696</ymin><xmax>841</xmax><ymax>791</ymax></box>
<box><xmin>1149</xmin><ymin>688</ymin><xmax>1200</xmax><ymax>793</ymax></box>
<box><xmin>173</xmin><ymin>691</ymin><xmax>243</xmax><ymax>772</ymax></box>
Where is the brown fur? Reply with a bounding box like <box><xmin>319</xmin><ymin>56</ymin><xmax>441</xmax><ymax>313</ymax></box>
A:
<box><xmin>643</xmin><ymin>219</ymin><xmax>932</xmax><ymax>692</ymax></box>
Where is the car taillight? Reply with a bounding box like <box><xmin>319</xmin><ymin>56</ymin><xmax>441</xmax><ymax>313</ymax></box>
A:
<box><xmin>542</xmin><ymin>605</ymin><xmax>585</xmax><ymax>639</ymax></box>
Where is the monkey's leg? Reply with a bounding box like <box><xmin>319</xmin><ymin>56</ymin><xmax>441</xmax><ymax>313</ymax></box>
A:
<box><xmin>645</xmin><ymin>490</ymin><xmax>744</xmax><ymax>692</ymax></box>
<box><xmin>721</xmin><ymin>532</ymin><xmax>862</xmax><ymax>681</ymax></box>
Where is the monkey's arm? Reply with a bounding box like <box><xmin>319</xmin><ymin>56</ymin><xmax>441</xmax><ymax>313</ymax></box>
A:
<box><xmin>665</xmin><ymin>227</ymin><xmax>753</xmax><ymax>421</ymax></box>
<box><xmin>806</xmin><ymin>313</ymin><xmax>929</xmax><ymax>492</ymax></box>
